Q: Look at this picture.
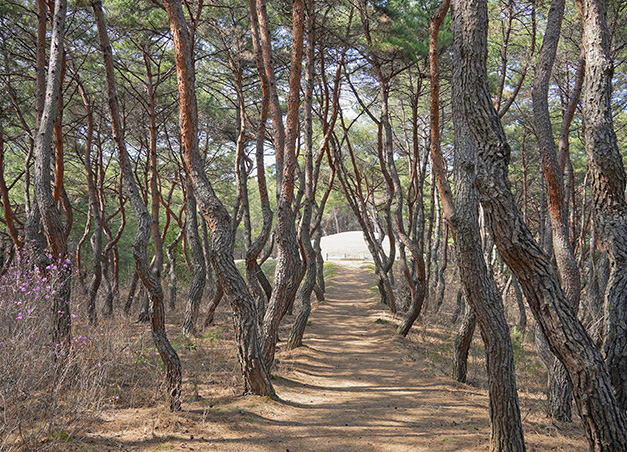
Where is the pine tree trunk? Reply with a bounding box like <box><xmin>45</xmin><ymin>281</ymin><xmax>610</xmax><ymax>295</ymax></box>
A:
<box><xmin>531</xmin><ymin>0</ymin><xmax>579</xmax><ymax>420</ymax></box>
<box><xmin>423</xmin><ymin>3</ymin><xmax>527</xmax><ymax>448</ymax></box>
<box><xmin>162</xmin><ymin>0</ymin><xmax>274</xmax><ymax>397</ymax></box>
<box><xmin>454</xmin><ymin>0</ymin><xmax>627</xmax><ymax>448</ymax></box>
<box><xmin>287</xmin><ymin>0</ymin><xmax>316</xmax><ymax>350</ymax></box>
<box><xmin>256</xmin><ymin>0</ymin><xmax>305</xmax><ymax>369</ymax></box>
<box><xmin>33</xmin><ymin>0</ymin><xmax>72</xmax><ymax>353</ymax></box>
<box><xmin>182</xmin><ymin>185</ymin><xmax>206</xmax><ymax>337</ymax></box>
<box><xmin>93</xmin><ymin>0</ymin><xmax>181</xmax><ymax>410</ymax></box>
<box><xmin>581</xmin><ymin>0</ymin><xmax>627</xmax><ymax>412</ymax></box>
<box><xmin>451</xmin><ymin>297</ymin><xmax>476</xmax><ymax>383</ymax></box>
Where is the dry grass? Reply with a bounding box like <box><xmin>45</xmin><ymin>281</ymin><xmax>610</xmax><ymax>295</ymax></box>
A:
<box><xmin>0</xmin><ymin>261</ymin><xmax>588</xmax><ymax>452</ymax></box>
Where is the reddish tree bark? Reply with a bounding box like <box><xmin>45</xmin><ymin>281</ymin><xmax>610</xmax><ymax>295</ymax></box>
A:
<box><xmin>162</xmin><ymin>0</ymin><xmax>274</xmax><ymax>396</ymax></box>
<box><xmin>255</xmin><ymin>0</ymin><xmax>305</xmax><ymax>369</ymax></box>
<box><xmin>581</xmin><ymin>0</ymin><xmax>627</xmax><ymax>412</ymax></box>
<box><xmin>93</xmin><ymin>0</ymin><xmax>182</xmax><ymax>410</ymax></box>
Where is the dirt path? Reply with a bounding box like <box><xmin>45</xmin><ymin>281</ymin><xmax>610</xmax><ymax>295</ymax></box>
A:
<box><xmin>245</xmin><ymin>262</ymin><xmax>491</xmax><ymax>452</ymax></box>
<box><xmin>87</xmin><ymin>262</ymin><xmax>585</xmax><ymax>452</ymax></box>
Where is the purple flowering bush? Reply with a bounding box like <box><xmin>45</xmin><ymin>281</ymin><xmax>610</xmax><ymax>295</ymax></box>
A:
<box><xmin>0</xmin><ymin>260</ymin><xmax>118</xmax><ymax>451</ymax></box>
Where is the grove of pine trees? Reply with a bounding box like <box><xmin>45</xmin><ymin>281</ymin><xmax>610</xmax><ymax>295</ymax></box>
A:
<box><xmin>1</xmin><ymin>0</ymin><xmax>626</xmax><ymax>450</ymax></box>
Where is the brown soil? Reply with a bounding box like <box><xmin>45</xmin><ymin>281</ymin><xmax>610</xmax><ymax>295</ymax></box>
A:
<box><xmin>71</xmin><ymin>262</ymin><xmax>587</xmax><ymax>452</ymax></box>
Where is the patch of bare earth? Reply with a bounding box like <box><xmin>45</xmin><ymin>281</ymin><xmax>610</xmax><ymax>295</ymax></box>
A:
<box><xmin>68</xmin><ymin>262</ymin><xmax>587</xmax><ymax>452</ymax></box>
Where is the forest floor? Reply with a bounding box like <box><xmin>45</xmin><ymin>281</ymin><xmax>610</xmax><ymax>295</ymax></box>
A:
<box><xmin>65</xmin><ymin>262</ymin><xmax>587</xmax><ymax>452</ymax></box>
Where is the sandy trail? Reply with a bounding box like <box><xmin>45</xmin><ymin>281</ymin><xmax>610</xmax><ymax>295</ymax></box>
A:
<box><xmin>187</xmin><ymin>262</ymin><xmax>489</xmax><ymax>452</ymax></box>
<box><xmin>89</xmin><ymin>262</ymin><xmax>585</xmax><ymax>452</ymax></box>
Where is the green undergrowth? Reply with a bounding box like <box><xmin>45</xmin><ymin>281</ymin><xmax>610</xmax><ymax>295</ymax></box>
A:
<box><xmin>322</xmin><ymin>261</ymin><xmax>337</xmax><ymax>282</ymax></box>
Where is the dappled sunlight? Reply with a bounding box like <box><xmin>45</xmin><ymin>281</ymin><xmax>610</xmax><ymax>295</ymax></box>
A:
<box><xmin>81</xmin><ymin>263</ymin><xmax>587</xmax><ymax>452</ymax></box>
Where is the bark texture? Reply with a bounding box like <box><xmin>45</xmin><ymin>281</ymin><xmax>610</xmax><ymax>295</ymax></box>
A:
<box><xmin>93</xmin><ymin>0</ymin><xmax>181</xmax><ymax>410</ymax></box>
<box><xmin>581</xmin><ymin>0</ymin><xmax>627</xmax><ymax>412</ymax></box>
<box><xmin>256</xmin><ymin>0</ymin><xmax>305</xmax><ymax>369</ymax></box>
<box><xmin>286</xmin><ymin>0</ymin><xmax>315</xmax><ymax>351</ymax></box>
<box><xmin>246</xmin><ymin>0</ymin><xmax>273</xmax><ymax>320</ymax></box>
<box><xmin>451</xmin><ymin>296</ymin><xmax>476</xmax><ymax>383</ymax></box>
<box><xmin>531</xmin><ymin>0</ymin><xmax>579</xmax><ymax>420</ymax></box>
<box><xmin>454</xmin><ymin>0</ymin><xmax>627</xmax><ymax>449</ymax></box>
<box><xmin>182</xmin><ymin>184</ymin><xmax>206</xmax><ymax>338</ymax></box>
<box><xmin>33</xmin><ymin>0</ymin><xmax>72</xmax><ymax>352</ymax></box>
<box><xmin>446</xmin><ymin>4</ymin><xmax>526</xmax><ymax>448</ymax></box>
<box><xmin>162</xmin><ymin>0</ymin><xmax>274</xmax><ymax>397</ymax></box>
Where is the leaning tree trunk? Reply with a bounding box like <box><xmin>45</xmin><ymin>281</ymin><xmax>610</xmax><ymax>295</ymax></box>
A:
<box><xmin>581</xmin><ymin>0</ymin><xmax>627</xmax><ymax>412</ymax></box>
<box><xmin>287</xmin><ymin>0</ymin><xmax>316</xmax><ymax>350</ymax></box>
<box><xmin>438</xmin><ymin>3</ymin><xmax>526</xmax><ymax>449</ymax></box>
<box><xmin>93</xmin><ymin>0</ymin><xmax>181</xmax><ymax>410</ymax></box>
<box><xmin>454</xmin><ymin>0</ymin><xmax>627</xmax><ymax>448</ymax></box>
<box><xmin>531</xmin><ymin>0</ymin><xmax>580</xmax><ymax>421</ymax></box>
<box><xmin>246</xmin><ymin>0</ymin><xmax>273</xmax><ymax>320</ymax></box>
<box><xmin>33</xmin><ymin>0</ymin><xmax>72</xmax><ymax>353</ymax></box>
<box><xmin>162</xmin><ymin>0</ymin><xmax>274</xmax><ymax>397</ymax></box>
<box><xmin>203</xmin><ymin>283</ymin><xmax>224</xmax><ymax>328</ymax></box>
<box><xmin>182</xmin><ymin>184</ymin><xmax>206</xmax><ymax>337</ymax></box>
<box><xmin>256</xmin><ymin>0</ymin><xmax>305</xmax><ymax>369</ymax></box>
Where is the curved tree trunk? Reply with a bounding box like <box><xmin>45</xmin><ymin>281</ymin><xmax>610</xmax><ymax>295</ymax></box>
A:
<box><xmin>439</xmin><ymin>3</ymin><xmax>526</xmax><ymax>448</ymax></box>
<box><xmin>531</xmin><ymin>0</ymin><xmax>579</xmax><ymax>421</ymax></box>
<box><xmin>451</xmin><ymin>295</ymin><xmax>476</xmax><ymax>383</ymax></box>
<box><xmin>203</xmin><ymin>283</ymin><xmax>224</xmax><ymax>328</ymax></box>
<box><xmin>581</xmin><ymin>0</ymin><xmax>627</xmax><ymax>412</ymax></box>
<box><xmin>162</xmin><ymin>0</ymin><xmax>274</xmax><ymax>397</ymax></box>
<box><xmin>93</xmin><ymin>0</ymin><xmax>181</xmax><ymax>410</ymax></box>
<box><xmin>256</xmin><ymin>0</ymin><xmax>305</xmax><ymax>370</ymax></box>
<box><xmin>246</xmin><ymin>0</ymin><xmax>273</xmax><ymax>321</ymax></box>
<box><xmin>33</xmin><ymin>0</ymin><xmax>72</xmax><ymax>353</ymax></box>
<box><xmin>454</xmin><ymin>0</ymin><xmax>627</xmax><ymax>448</ymax></box>
<box><xmin>287</xmin><ymin>0</ymin><xmax>316</xmax><ymax>351</ymax></box>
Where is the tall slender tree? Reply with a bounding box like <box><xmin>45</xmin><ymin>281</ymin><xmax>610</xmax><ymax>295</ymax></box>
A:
<box><xmin>162</xmin><ymin>0</ymin><xmax>274</xmax><ymax>396</ymax></box>
<box><xmin>92</xmin><ymin>0</ymin><xmax>182</xmax><ymax>410</ymax></box>
<box><xmin>431</xmin><ymin>1</ymin><xmax>525</xmax><ymax>449</ymax></box>
<box><xmin>255</xmin><ymin>0</ymin><xmax>305</xmax><ymax>369</ymax></box>
<box><xmin>531</xmin><ymin>0</ymin><xmax>580</xmax><ymax>421</ymax></box>
<box><xmin>581</xmin><ymin>0</ymin><xmax>627</xmax><ymax>412</ymax></box>
<box><xmin>33</xmin><ymin>0</ymin><xmax>72</xmax><ymax>352</ymax></box>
